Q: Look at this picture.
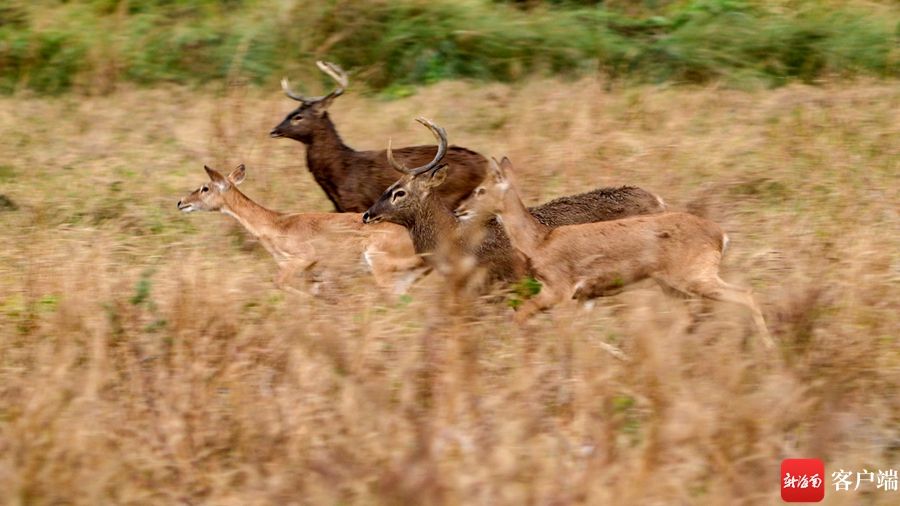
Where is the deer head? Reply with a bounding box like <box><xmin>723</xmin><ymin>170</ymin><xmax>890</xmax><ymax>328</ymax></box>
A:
<box><xmin>270</xmin><ymin>61</ymin><xmax>348</xmax><ymax>143</ymax></box>
<box><xmin>177</xmin><ymin>164</ymin><xmax>247</xmax><ymax>213</ymax></box>
<box><xmin>362</xmin><ymin>117</ymin><xmax>449</xmax><ymax>226</ymax></box>
<box><xmin>454</xmin><ymin>157</ymin><xmax>516</xmax><ymax>221</ymax></box>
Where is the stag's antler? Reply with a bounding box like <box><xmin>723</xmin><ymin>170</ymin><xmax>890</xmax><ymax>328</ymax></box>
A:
<box><xmin>280</xmin><ymin>77</ymin><xmax>307</xmax><ymax>102</ymax></box>
<box><xmin>387</xmin><ymin>117</ymin><xmax>448</xmax><ymax>176</ymax></box>
<box><xmin>281</xmin><ymin>61</ymin><xmax>348</xmax><ymax>103</ymax></box>
<box><xmin>316</xmin><ymin>61</ymin><xmax>348</xmax><ymax>94</ymax></box>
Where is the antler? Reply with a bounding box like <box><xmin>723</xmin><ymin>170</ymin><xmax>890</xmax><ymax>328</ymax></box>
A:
<box><xmin>280</xmin><ymin>60</ymin><xmax>349</xmax><ymax>103</ymax></box>
<box><xmin>387</xmin><ymin>117</ymin><xmax>448</xmax><ymax>176</ymax></box>
<box><xmin>316</xmin><ymin>60</ymin><xmax>348</xmax><ymax>95</ymax></box>
<box><xmin>281</xmin><ymin>77</ymin><xmax>308</xmax><ymax>102</ymax></box>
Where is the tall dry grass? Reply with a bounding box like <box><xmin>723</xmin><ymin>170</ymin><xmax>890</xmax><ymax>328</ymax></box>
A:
<box><xmin>0</xmin><ymin>79</ymin><xmax>898</xmax><ymax>504</ymax></box>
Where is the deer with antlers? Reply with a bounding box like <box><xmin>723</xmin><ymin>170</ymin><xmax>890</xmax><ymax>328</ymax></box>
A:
<box><xmin>270</xmin><ymin>61</ymin><xmax>486</xmax><ymax>212</ymax></box>
<box><xmin>177</xmin><ymin>164</ymin><xmax>427</xmax><ymax>296</ymax></box>
<box><xmin>467</xmin><ymin>157</ymin><xmax>774</xmax><ymax>348</ymax></box>
<box><xmin>361</xmin><ymin>118</ymin><xmax>669</xmax><ymax>289</ymax></box>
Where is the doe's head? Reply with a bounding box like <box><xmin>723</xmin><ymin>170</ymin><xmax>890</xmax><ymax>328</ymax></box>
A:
<box><xmin>270</xmin><ymin>61</ymin><xmax>347</xmax><ymax>143</ymax></box>
<box><xmin>454</xmin><ymin>157</ymin><xmax>514</xmax><ymax>220</ymax></box>
<box><xmin>177</xmin><ymin>164</ymin><xmax>246</xmax><ymax>213</ymax></box>
<box><xmin>362</xmin><ymin>117</ymin><xmax>449</xmax><ymax>226</ymax></box>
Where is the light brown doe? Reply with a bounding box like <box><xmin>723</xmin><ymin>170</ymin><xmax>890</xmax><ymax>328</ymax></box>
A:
<box><xmin>468</xmin><ymin>157</ymin><xmax>774</xmax><ymax>348</ymax></box>
<box><xmin>177</xmin><ymin>164</ymin><xmax>427</xmax><ymax>296</ymax></box>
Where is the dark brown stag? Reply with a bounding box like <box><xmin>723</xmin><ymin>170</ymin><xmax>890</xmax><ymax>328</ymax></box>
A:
<box><xmin>362</xmin><ymin>118</ymin><xmax>668</xmax><ymax>286</ymax></box>
<box><xmin>270</xmin><ymin>61</ymin><xmax>486</xmax><ymax>212</ymax></box>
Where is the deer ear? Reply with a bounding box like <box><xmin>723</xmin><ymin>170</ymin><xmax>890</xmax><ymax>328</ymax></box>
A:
<box><xmin>309</xmin><ymin>94</ymin><xmax>338</xmax><ymax>117</ymax></box>
<box><xmin>488</xmin><ymin>158</ymin><xmax>504</xmax><ymax>182</ymax></box>
<box><xmin>498</xmin><ymin>157</ymin><xmax>514</xmax><ymax>175</ymax></box>
<box><xmin>204</xmin><ymin>165</ymin><xmax>229</xmax><ymax>191</ymax></box>
<box><xmin>425</xmin><ymin>164</ymin><xmax>449</xmax><ymax>188</ymax></box>
<box><xmin>228</xmin><ymin>164</ymin><xmax>246</xmax><ymax>185</ymax></box>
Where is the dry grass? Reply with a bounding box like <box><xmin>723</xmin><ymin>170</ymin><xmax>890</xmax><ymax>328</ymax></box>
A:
<box><xmin>0</xmin><ymin>79</ymin><xmax>898</xmax><ymax>505</ymax></box>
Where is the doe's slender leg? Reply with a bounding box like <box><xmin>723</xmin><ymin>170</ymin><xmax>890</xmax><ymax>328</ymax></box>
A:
<box><xmin>685</xmin><ymin>276</ymin><xmax>774</xmax><ymax>349</ymax></box>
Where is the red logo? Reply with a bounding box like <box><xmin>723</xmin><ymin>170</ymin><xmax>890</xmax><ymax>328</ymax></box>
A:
<box><xmin>781</xmin><ymin>459</ymin><xmax>825</xmax><ymax>502</ymax></box>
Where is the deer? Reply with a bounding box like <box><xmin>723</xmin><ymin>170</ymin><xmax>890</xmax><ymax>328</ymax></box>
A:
<box><xmin>176</xmin><ymin>164</ymin><xmax>428</xmax><ymax>296</ymax></box>
<box><xmin>361</xmin><ymin>118</ymin><xmax>668</xmax><ymax>289</ymax></box>
<box><xmin>269</xmin><ymin>61</ymin><xmax>487</xmax><ymax>213</ymax></box>
<box><xmin>466</xmin><ymin>157</ymin><xmax>774</xmax><ymax>348</ymax></box>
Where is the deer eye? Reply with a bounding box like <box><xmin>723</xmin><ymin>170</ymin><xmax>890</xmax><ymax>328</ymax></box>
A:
<box><xmin>392</xmin><ymin>189</ymin><xmax>407</xmax><ymax>201</ymax></box>
<box><xmin>201</xmin><ymin>186</ymin><xmax>209</xmax><ymax>193</ymax></box>
<box><xmin>291</xmin><ymin>115</ymin><xmax>303</xmax><ymax>124</ymax></box>
<box><xmin>476</xmin><ymin>188</ymin><xmax>486</xmax><ymax>196</ymax></box>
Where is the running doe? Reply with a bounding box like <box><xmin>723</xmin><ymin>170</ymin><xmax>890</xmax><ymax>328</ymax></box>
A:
<box><xmin>467</xmin><ymin>157</ymin><xmax>773</xmax><ymax>348</ymax></box>
<box><xmin>177</xmin><ymin>164</ymin><xmax>426</xmax><ymax>296</ymax></box>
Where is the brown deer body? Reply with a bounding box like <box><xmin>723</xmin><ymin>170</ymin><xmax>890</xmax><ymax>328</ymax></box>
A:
<box><xmin>361</xmin><ymin>119</ymin><xmax>668</xmax><ymax>287</ymax></box>
<box><xmin>177</xmin><ymin>164</ymin><xmax>426</xmax><ymax>295</ymax></box>
<box><xmin>471</xmin><ymin>158</ymin><xmax>774</xmax><ymax>348</ymax></box>
<box><xmin>270</xmin><ymin>62</ymin><xmax>486</xmax><ymax>212</ymax></box>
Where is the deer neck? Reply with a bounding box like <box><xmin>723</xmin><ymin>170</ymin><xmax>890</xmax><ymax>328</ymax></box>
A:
<box><xmin>407</xmin><ymin>197</ymin><xmax>458</xmax><ymax>256</ymax></box>
<box><xmin>496</xmin><ymin>187</ymin><xmax>548</xmax><ymax>259</ymax></box>
<box><xmin>305</xmin><ymin>115</ymin><xmax>352</xmax><ymax>169</ymax></box>
<box><xmin>220</xmin><ymin>189</ymin><xmax>281</xmax><ymax>240</ymax></box>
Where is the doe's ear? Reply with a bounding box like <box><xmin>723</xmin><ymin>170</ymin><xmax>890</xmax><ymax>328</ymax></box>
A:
<box><xmin>498</xmin><ymin>156</ymin><xmax>514</xmax><ymax>174</ymax></box>
<box><xmin>228</xmin><ymin>164</ymin><xmax>246</xmax><ymax>186</ymax></box>
<box><xmin>488</xmin><ymin>157</ymin><xmax>505</xmax><ymax>182</ymax></box>
<box><xmin>424</xmin><ymin>164</ymin><xmax>449</xmax><ymax>189</ymax></box>
<box><xmin>204</xmin><ymin>165</ymin><xmax>229</xmax><ymax>191</ymax></box>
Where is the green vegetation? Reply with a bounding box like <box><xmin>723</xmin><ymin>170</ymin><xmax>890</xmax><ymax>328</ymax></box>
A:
<box><xmin>508</xmin><ymin>276</ymin><xmax>543</xmax><ymax>309</ymax></box>
<box><xmin>0</xmin><ymin>0</ymin><xmax>896</xmax><ymax>94</ymax></box>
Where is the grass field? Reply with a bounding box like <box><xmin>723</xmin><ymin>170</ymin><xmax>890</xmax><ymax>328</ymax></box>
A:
<box><xmin>0</xmin><ymin>79</ymin><xmax>898</xmax><ymax>504</ymax></box>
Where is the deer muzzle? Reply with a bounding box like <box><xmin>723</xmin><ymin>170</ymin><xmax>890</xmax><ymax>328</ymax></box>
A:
<box><xmin>361</xmin><ymin>211</ymin><xmax>382</xmax><ymax>224</ymax></box>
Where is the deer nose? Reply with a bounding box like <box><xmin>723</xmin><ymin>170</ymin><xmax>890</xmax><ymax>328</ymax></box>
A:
<box><xmin>269</xmin><ymin>128</ymin><xmax>282</xmax><ymax>138</ymax></box>
<box><xmin>177</xmin><ymin>200</ymin><xmax>182</xmax><ymax>208</ymax></box>
<box><xmin>361</xmin><ymin>211</ymin><xmax>370</xmax><ymax>223</ymax></box>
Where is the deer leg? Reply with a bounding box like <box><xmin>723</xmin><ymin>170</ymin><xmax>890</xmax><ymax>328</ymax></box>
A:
<box><xmin>275</xmin><ymin>260</ymin><xmax>315</xmax><ymax>297</ymax></box>
<box><xmin>369</xmin><ymin>263</ymin><xmax>431</xmax><ymax>296</ymax></box>
<box><xmin>367</xmin><ymin>254</ymin><xmax>431</xmax><ymax>296</ymax></box>
<box><xmin>274</xmin><ymin>264</ymin><xmax>297</xmax><ymax>290</ymax></box>
<box><xmin>367</xmin><ymin>262</ymin><xmax>393</xmax><ymax>293</ymax></box>
<box><xmin>654</xmin><ymin>279</ymin><xmax>711</xmax><ymax>334</ymax></box>
<box><xmin>680</xmin><ymin>276</ymin><xmax>774</xmax><ymax>349</ymax></box>
<box><xmin>393</xmin><ymin>266</ymin><xmax>432</xmax><ymax>295</ymax></box>
<box><xmin>364</xmin><ymin>243</ymin><xmax>430</xmax><ymax>296</ymax></box>
<box><xmin>311</xmin><ymin>268</ymin><xmax>346</xmax><ymax>302</ymax></box>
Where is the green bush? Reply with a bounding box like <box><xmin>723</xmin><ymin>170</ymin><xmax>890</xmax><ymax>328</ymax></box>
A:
<box><xmin>0</xmin><ymin>0</ymin><xmax>895</xmax><ymax>94</ymax></box>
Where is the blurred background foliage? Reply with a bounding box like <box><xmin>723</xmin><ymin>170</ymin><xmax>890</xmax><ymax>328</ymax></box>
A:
<box><xmin>0</xmin><ymin>0</ymin><xmax>897</xmax><ymax>94</ymax></box>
